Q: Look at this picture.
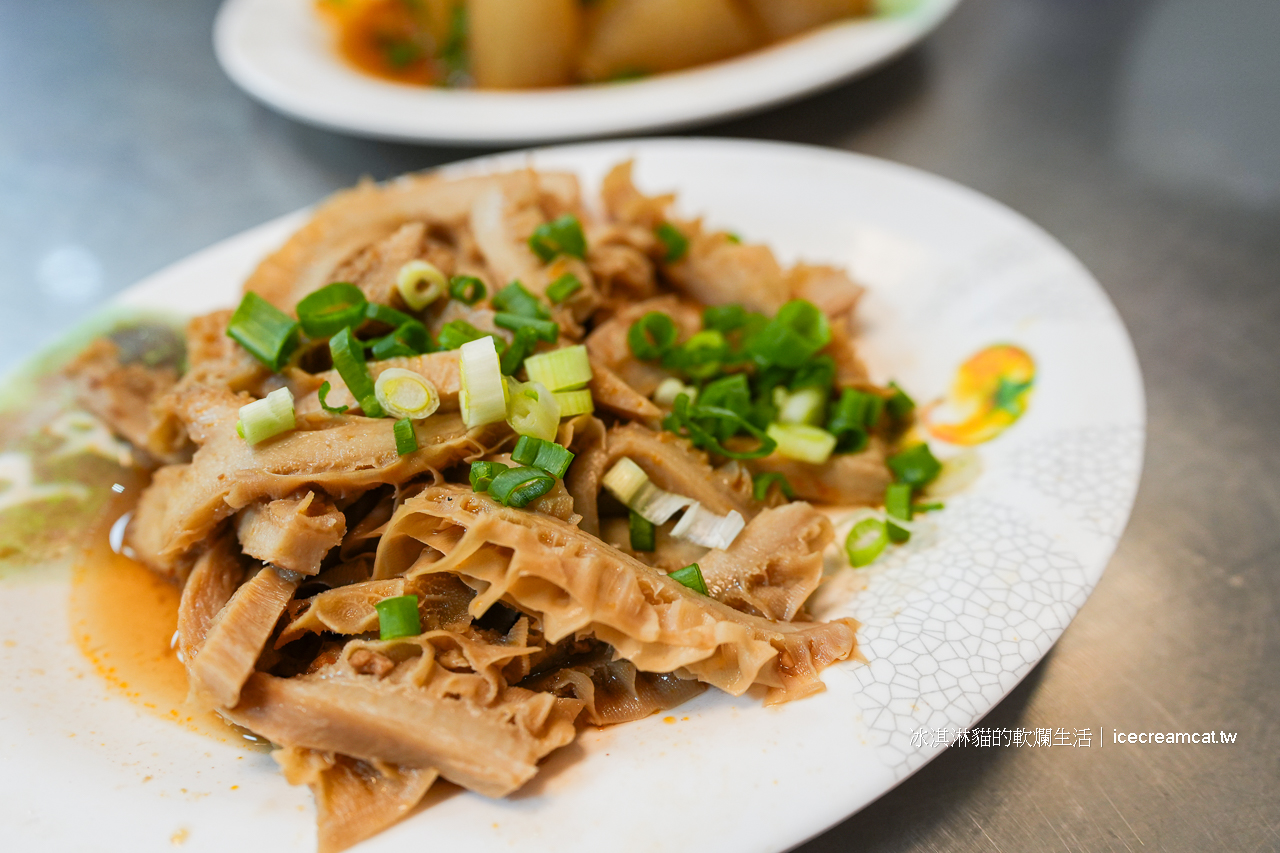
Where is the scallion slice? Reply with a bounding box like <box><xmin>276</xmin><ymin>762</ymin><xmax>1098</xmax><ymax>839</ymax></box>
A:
<box><xmin>887</xmin><ymin>443</ymin><xmax>942</xmax><ymax>489</ymax></box>
<box><xmin>601</xmin><ymin>457</ymin><xmax>648</xmax><ymax>506</ymax></box>
<box><xmin>237</xmin><ymin>387</ymin><xmax>296</xmax><ymax>445</ymax></box>
<box><xmin>500</xmin><ymin>326</ymin><xmax>540</xmax><ymax>376</ymax></box>
<box><xmin>506</xmin><ymin>379</ymin><xmax>560</xmax><ymax>441</ymax></box>
<box><xmin>317</xmin><ymin>380</ymin><xmax>348</xmax><ymax>415</ymax></box>
<box><xmin>459</xmin><ymin>335</ymin><xmax>508</xmax><ymax>428</ymax></box>
<box><xmin>375</xmin><ymin>368</ymin><xmax>441</xmax><ymax>420</ymax></box>
<box><xmin>663</xmin><ymin>329</ymin><xmax>727</xmax><ymax>380</ymax></box>
<box><xmin>886</xmin><ymin>381</ymin><xmax>915</xmax><ymax>422</ymax></box>
<box><xmin>629</xmin><ymin>510</ymin><xmax>655</xmax><ymax>552</ymax></box>
<box><xmin>668</xmin><ymin>563</ymin><xmax>707</xmax><ymax>595</ymax></box>
<box><xmin>469</xmin><ymin>460</ymin><xmax>508</xmax><ymax>492</ymax></box>
<box><xmin>329</xmin><ymin>326</ymin><xmax>384</xmax><ymax>418</ymax></box>
<box><xmin>702</xmin><ymin>304</ymin><xmax>749</xmax><ymax>333</ymax></box>
<box><xmin>365</xmin><ymin>302</ymin><xmax>416</xmax><ymax>329</ymax></box>
<box><xmin>827</xmin><ymin>388</ymin><xmax>882</xmax><ymax>453</ymax></box>
<box><xmin>437</xmin><ymin>320</ymin><xmax>502</xmax><ymax>352</ymax></box>
<box><xmin>653</xmin><ymin>377</ymin><xmax>697</xmax><ymax>408</ymax></box>
<box><xmin>511</xmin><ymin>435</ymin><xmax>575</xmax><ymax>479</ymax></box>
<box><xmin>546</xmin><ymin>272</ymin><xmax>582</xmax><ymax>304</ymax></box>
<box><xmin>664</xmin><ymin>395</ymin><xmax>776</xmax><ymax>461</ymax></box>
<box><xmin>494</xmin><ymin>312</ymin><xmax>559</xmax><ymax>343</ymax></box>
<box><xmin>296</xmin><ymin>282</ymin><xmax>368</xmax><ymax>338</ymax></box>
<box><xmin>627</xmin><ymin>312</ymin><xmax>678</xmax><ymax>361</ymax></box>
<box><xmin>655</xmin><ymin>222</ymin><xmax>689</xmax><ymax>263</ymax></box>
<box><xmin>374</xmin><ymin>594</ymin><xmax>421</xmax><ymax>640</ymax></box>
<box><xmin>528</xmin><ymin>215</ymin><xmax>587</xmax><ymax>263</ymax></box>
<box><xmin>396</xmin><ymin>260</ymin><xmax>447</xmax><ymax>311</ymax></box>
<box><xmin>602</xmin><ymin>458</ymin><xmax>695</xmax><ymax>525</ymax></box>
<box><xmin>671</xmin><ymin>503</ymin><xmax>745</xmax><ymax>550</ymax></box>
<box><xmin>696</xmin><ymin>374</ymin><xmax>751</xmax><ymax>439</ymax></box>
<box><xmin>745</xmin><ymin>299</ymin><xmax>831</xmax><ymax>369</ymax></box>
<box><xmin>752</xmin><ymin>472</ymin><xmax>794</xmax><ymax>502</ymax></box>
<box><xmin>775</xmin><ymin>386</ymin><xmax>828</xmax><ymax>426</ymax></box>
<box><xmin>226</xmin><ymin>292</ymin><xmax>299</xmax><ymax>371</ymax></box>
<box><xmin>448</xmin><ymin>275</ymin><xmax>487</xmax><ymax>306</ymax></box>
<box><xmin>488</xmin><ymin>466</ymin><xmax>555</xmax><ymax>508</ymax></box>
<box><xmin>553</xmin><ymin>389</ymin><xmax>594</xmax><ymax>417</ymax></box>
<box><xmin>884</xmin><ymin>482</ymin><xmax>913</xmax><ymax>544</ymax></box>
<box><xmin>392</xmin><ymin>417</ymin><xmax>418</xmax><ymax>456</ymax></box>
<box><xmin>491</xmin><ymin>281</ymin><xmax>549</xmax><ymax>319</ymax></box>
<box><xmin>369</xmin><ymin>320</ymin><xmax>433</xmax><ymax>360</ymax></box>
<box><xmin>523</xmin><ymin>344</ymin><xmax>592</xmax><ymax>391</ymax></box>
<box><xmin>846</xmin><ymin>517</ymin><xmax>888</xmax><ymax>568</ymax></box>
<box><xmin>766</xmin><ymin>423</ymin><xmax>837</xmax><ymax>465</ymax></box>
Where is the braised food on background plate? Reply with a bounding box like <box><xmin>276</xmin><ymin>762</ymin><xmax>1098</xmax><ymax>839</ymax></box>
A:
<box><xmin>63</xmin><ymin>160</ymin><xmax>951</xmax><ymax>852</ymax></box>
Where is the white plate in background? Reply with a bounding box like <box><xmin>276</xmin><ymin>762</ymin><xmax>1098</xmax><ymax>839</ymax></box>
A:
<box><xmin>0</xmin><ymin>138</ymin><xmax>1143</xmax><ymax>852</ymax></box>
<box><xmin>213</xmin><ymin>0</ymin><xmax>961</xmax><ymax>145</ymax></box>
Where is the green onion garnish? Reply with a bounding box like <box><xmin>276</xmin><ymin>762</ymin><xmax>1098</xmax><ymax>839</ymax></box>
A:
<box><xmin>914</xmin><ymin>501</ymin><xmax>945</xmax><ymax>513</ymax></box>
<box><xmin>449</xmin><ymin>275</ymin><xmax>487</xmax><ymax>306</ymax></box>
<box><xmin>488</xmin><ymin>466</ymin><xmax>555</xmax><ymax>508</ymax></box>
<box><xmin>374</xmin><ymin>595</ymin><xmax>421</xmax><ymax>640</ymax></box>
<box><xmin>663</xmin><ymin>394</ymin><xmax>776</xmax><ymax>461</ymax></box>
<box><xmin>317</xmin><ymin>380</ymin><xmax>348</xmax><ymax>415</ymax></box>
<box><xmin>392</xmin><ymin>417</ymin><xmax>418</xmax><ymax>456</ymax></box>
<box><xmin>365</xmin><ymin>302</ymin><xmax>416</xmax><ymax>329</ymax></box>
<box><xmin>766</xmin><ymin>422</ymin><xmax>837</xmax><ymax>465</ymax></box>
<box><xmin>886</xmin><ymin>381</ymin><xmax>915</xmax><ymax>422</ymax></box>
<box><xmin>725</xmin><ymin>232</ymin><xmax>742</xmax><ymax>245</ymax></box>
<box><xmin>459</xmin><ymin>335</ymin><xmax>509</xmax><ymax>428</ymax></box>
<box><xmin>827</xmin><ymin>388</ymin><xmax>883</xmax><ymax>454</ymax></box>
<box><xmin>523</xmin><ymin>344</ymin><xmax>593</xmax><ymax>392</ymax></box>
<box><xmin>396</xmin><ymin>260</ymin><xmax>447</xmax><ymax>311</ymax></box>
<box><xmin>668</xmin><ymin>563</ymin><xmax>707</xmax><ymax>595</ymax></box>
<box><xmin>375</xmin><ymin>368</ymin><xmax>440</xmax><ymax>420</ymax></box>
<box><xmin>528</xmin><ymin>215</ymin><xmax>587</xmax><ymax>263</ymax></box>
<box><xmin>511</xmin><ymin>435</ymin><xmax>575</xmax><ymax>479</ymax></box>
<box><xmin>369</xmin><ymin>320</ymin><xmax>433</xmax><ymax>360</ymax></box>
<box><xmin>546</xmin><ymin>272</ymin><xmax>583</xmax><ymax>304</ymax></box>
<box><xmin>663</xmin><ymin>329</ymin><xmax>728</xmax><ymax>380</ymax></box>
<box><xmin>702</xmin><ymin>304</ymin><xmax>749</xmax><ymax>332</ymax></box>
<box><xmin>553</xmin><ymin>389</ymin><xmax>594</xmax><ymax>417</ymax></box>
<box><xmin>236</xmin><ymin>387</ymin><xmax>296</xmax><ymax>445</ymax></box>
<box><xmin>295</xmin><ymin>282</ymin><xmax>368</xmax><ymax>338</ymax></box>
<box><xmin>500</xmin><ymin>326</ymin><xmax>540</xmax><ymax>376</ymax></box>
<box><xmin>629</xmin><ymin>510</ymin><xmax>655</xmax><ymax>552</ymax></box>
<box><xmin>494</xmin><ymin>312</ymin><xmax>559</xmax><ymax>343</ymax></box>
<box><xmin>884</xmin><ymin>482</ymin><xmax>913</xmax><ymax>544</ymax></box>
<box><xmin>469</xmin><ymin>460</ymin><xmax>508</xmax><ymax>492</ymax></box>
<box><xmin>846</xmin><ymin>517</ymin><xmax>888</xmax><ymax>568</ymax></box>
<box><xmin>329</xmin><ymin>326</ymin><xmax>384</xmax><ymax>418</ymax></box>
<box><xmin>627</xmin><ymin>312</ymin><xmax>678</xmax><ymax>361</ymax></box>
<box><xmin>887</xmin><ymin>443</ymin><xmax>942</xmax><ymax>489</ymax></box>
<box><xmin>655</xmin><ymin>222</ymin><xmax>689</xmax><ymax>263</ymax></box>
<box><xmin>226</xmin><ymin>292</ymin><xmax>300</xmax><ymax>371</ymax></box>
<box><xmin>505</xmin><ymin>379</ymin><xmax>560</xmax><ymax>441</ymax></box>
<box><xmin>696</xmin><ymin>373</ymin><xmax>752</xmax><ymax>440</ymax></box>
<box><xmin>774</xmin><ymin>385</ymin><xmax>828</xmax><ymax>427</ymax></box>
<box><xmin>752</xmin><ymin>472</ymin><xmax>794</xmax><ymax>502</ymax></box>
<box><xmin>437</xmin><ymin>320</ymin><xmax>505</xmax><ymax>353</ymax></box>
<box><xmin>491</xmin><ymin>281</ymin><xmax>550</xmax><ymax>319</ymax></box>
<box><xmin>745</xmin><ymin>300</ymin><xmax>831</xmax><ymax>369</ymax></box>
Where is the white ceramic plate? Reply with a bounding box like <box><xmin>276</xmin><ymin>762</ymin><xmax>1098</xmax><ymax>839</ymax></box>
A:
<box><xmin>0</xmin><ymin>139</ymin><xmax>1143</xmax><ymax>852</ymax></box>
<box><xmin>213</xmin><ymin>0</ymin><xmax>961</xmax><ymax>145</ymax></box>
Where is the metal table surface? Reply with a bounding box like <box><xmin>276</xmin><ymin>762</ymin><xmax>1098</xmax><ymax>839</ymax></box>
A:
<box><xmin>3</xmin><ymin>1</ymin><xmax>1278</xmax><ymax>851</ymax></box>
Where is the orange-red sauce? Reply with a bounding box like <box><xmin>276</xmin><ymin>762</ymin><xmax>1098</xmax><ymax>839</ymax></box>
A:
<box><xmin>326</xmin><ymin>0</ymin><xmax>437</xmax><ymax>85</ymax></box>
<box><xmin>69</xmin><ymin>480</ymin><xmax>266</xmax><ymax>749</ymax></box>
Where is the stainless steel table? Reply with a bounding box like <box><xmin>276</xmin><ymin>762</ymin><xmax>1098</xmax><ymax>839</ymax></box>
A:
<box><xmin>3</xmin><ymin>1</ymin><xmax>1277</xmax><ymax>850</ymax></box>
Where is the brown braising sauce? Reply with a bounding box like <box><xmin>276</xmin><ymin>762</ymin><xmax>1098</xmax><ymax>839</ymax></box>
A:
<box><xmin>68</xmin><ymin>473</ymin><xmax>267</xmax><ymax>750</ymax></box>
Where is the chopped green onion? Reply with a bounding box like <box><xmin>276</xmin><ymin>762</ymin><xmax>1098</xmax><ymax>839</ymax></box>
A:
<box><xmin>511</xmin><ymin>435</ymin><xmax>575</xmax><ymax>479</ymax></box>
<box><xmin>506</xmin><ymin>379</ymin><xmax>560</xmax><ymax>441</ymax></box>
<box><xmin>365</xmin><ymin>302</ymin><xmax>416</xmax><ymax>329</ymax></box>
<box><xmin>671</xmin><ymin>503</ymin><xmax>745</xmax><ymax>549</ymax></box>
<box><xmin>528</xmin><ymin>215</ymin><xmax>587</xmax><ymax>263</ymax></box>
<box><xmin>602</xmin><ymin>458</ymin><xmax>695</xmax><ymax>525</ymax></box>
<box><xmin>653</xmin><ymin>377</ymin><xmax>697</xmax><ymax>408</ymax></box>
<box><xmin>696</xmin><ymin>373</ymin><xmax>752</xmax><ymax>440</ymax></box>
<box><xmin>494</xmin><ymin>312</ymin><xmax>559</xmax><ymax>343</ymax></box>
<box><xmin>846</xmin><ymin>517</ymin><xmax>888</xmax><ymax>568</ymax></box>
<box><xmin>790</xmin><ymin>356</ymin><xmax>837</xmax><ymax>391</ymax></box>
<box><xmin>887</xmin><ymin>443</ymin><xmax>942</xmax><ymax>489</ymax></box>
<box><xmin>702</xmin><ymin>304</ymin><xmax>748</xmax><ymax>332</ymax></box>
<box><xmin>655</xmin><ymin>222</ymin><xmax>689</xmax><ymax>263</ymax></box>
<box><xmin>491</xmin><ymin>281</ymin><xmax>549</xmax><ymax>319</ymax></box>
<box><xmin>668</xmin><ymin>563</ymin><xmax>707</xmax><ymax>595</ymax></box>
<box><xmin>602</xmin><ymin>457</ymin><xmax>648</xmax><ymax>506</ymax></box>
<box><xmin>237</xmin><ymin>387</ymin><xmax>296</xmax><ymax>445</ymax></box>
<box><xmin>524</xmin><ymin>344</ymin><xmax>593</xmax><ymax>391</ymax></box>
<box><xmin>774</xmin><ymin>386</ymin><xmax>828</xmax><ymax>426</ymax></box>
<box><xmin>886</xmin><ymin>381</ymin><xmax>915</xmax><ymax>422</ymax></box>
<box><xmin>437</xmin><ymin>320</ymin><xmax>503</xmax><ymax>352</ymax></box>
<box><xmin>752</xmin><ymin>472</ymin><xmax>794</xmax><ymax>502</ymax></box>
<box><xmin>375</xmin><ymin>368</ymin><xmax>441</xmax><ymax>420</ymax></box>
<box><xmin>827</xmin><ymin>388</ymin><xmax>883</xmax><ymax>453</ymax></box>
<box><xmin>392</xmin><ymin>417</ymin><xmax>418</xmax><ymax>456</ymax></box>
<box><xmin>374</xmin><ymin>595</ymin><xmax>421</xmax><ymax>640</ymax></box>
<box><xmin>488</xmin><ymin>466</ymin><xmax>555</xmax><ymax>508</ymax></box>
<box><xmin>369</xmin><ymin>320</ymin><xmax>433</xmax><ymax>360</ymax></box>
<box><xmin>924</xmin><ymin>449</ymin><xmax>982</xmax><ymax>498</ymax></box>
<box><xmin>629</xmin><ymin>510</ymin><xmax>655</xmax><ymax>551</ymax></box>
<box><xmin>914</xmin><ymin>501</ymin><xmax>946</xmax><ymax>513</ymax></box>
<box><xmin>664</xmin><ymin>394</ymin><xmax>777</xmax><ymax>461</ymax></box>
<box><xmin>449</xmin><ymin>275</ymin><xmax>486</xmax><ymax>306</ymax></box>
<box><xmin>317</xmin><ymin>380</ymin><xmax>348</xmax><ymax>415</ymax></box>
<box><xmin>725</xmin><ymin>232</ymin><xmax>742</xmax><ymax>245</ymax></box>
<box><xmin>397</xmin><ymin>260</ymin><xmax>447</xmax><ymax>311</ymax></box>
<box><xmin>663</xmin><ymin>329</ymin><xmax>727</xmax><ymax>380</ymax></box>
<box><xmin>330</xmin><ymin>327</ymin><xmax>384</xmax><ymax>418</ymax></box>
<box><xmin>226</xmin><ymin>292</ymin><xmax>300</xmax><ymax>371</ymax></box>
<box><xmin>766</xmin><ymin>423</ymin><xmax>837</xmax><ymax>464</ymax></box>
<box><xmin>546</xmin><ymin>273</ymin><xmax>583</xmax><ymax>304</ymax></box>
<box><xmin>459</xmin><ymin>335</ymin><xmax>508</xmax><ymax>428</ymax></box>
<box><xmin>469</xmin><ymin>460</ymin><xmax>508</xmax><ymax>492</ymax></box>
<box><xmin>553</xmin><ymin>389</ymin><xmax>594</xmax><ymax>417</ymax></box>
<box><xmin>627</xmin><ymin>312</ymin><xmax>678</xmax><ymax>361</ymax></box>
<box><xmin>295</xmin><ymin>282</ymin><xmax>367</xmax><ymax>338</ymax></box>
<box><xmin>884</xmin><ymin>482</ymin><xmax>913</xmax><ymax>544</ymax></box>
<box><xmin>500</xmin><ymin>326</ymin><xmax>540</xmax><ymax>376</ymax></box>
<box><xmin>746</xmin><ymin>300</ymin><xmax>831</xmax><ymax>369</ymax></box>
